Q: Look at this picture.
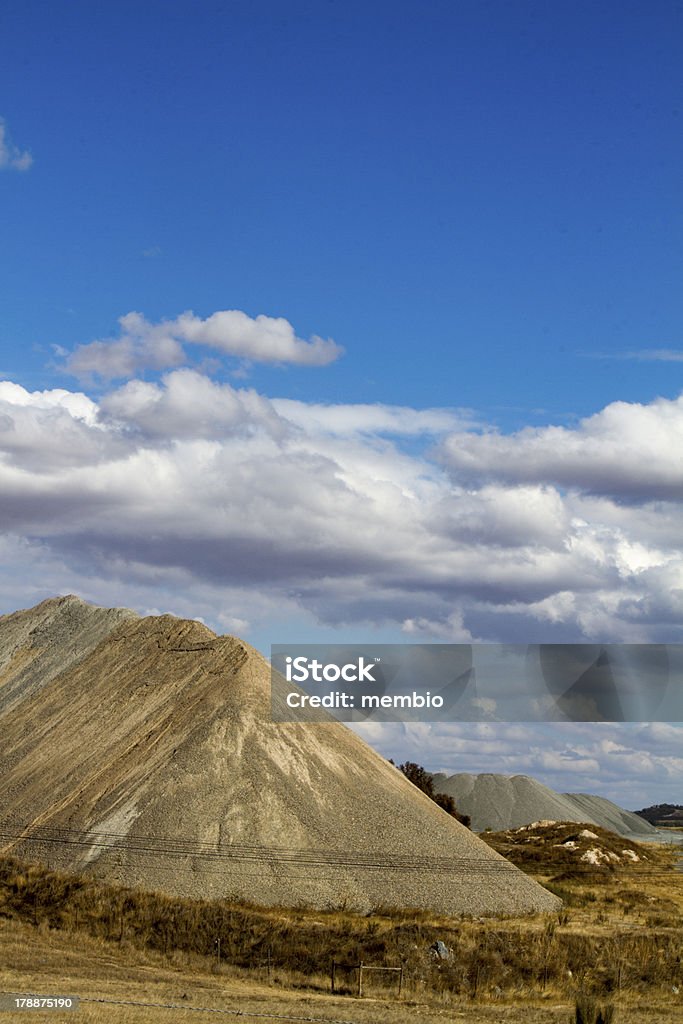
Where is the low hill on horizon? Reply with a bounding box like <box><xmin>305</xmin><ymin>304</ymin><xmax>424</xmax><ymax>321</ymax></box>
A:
<box><xmin>634</xmin><ymin>803</ymin><xmax>683</xmax><ymax>825</ymax></box>
<box><xmin>0</xmin><ymin>596</ymin><xmax>559</xmax><ymax>918</ymax></box>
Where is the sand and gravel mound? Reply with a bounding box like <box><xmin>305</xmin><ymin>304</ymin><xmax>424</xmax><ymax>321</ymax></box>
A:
<box><xmin>0</xmin><ymin>598</ymin><xmax>560</xmax><ymax>917</ymax></box>
<box><xmin>432</xmin><ymin>773</ymin><xmax>585</xmax><ymax>833</ymax></box>
<box><xmin>432</xmin><ymin>772</ymin><xmax>657</xmax><ymax>837</ymax></box>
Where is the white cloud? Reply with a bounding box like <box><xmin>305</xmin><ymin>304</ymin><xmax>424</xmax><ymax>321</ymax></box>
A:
<box><xmin>438</xmin><ymin>394</ymin><xmax>683</xmax><ymax>500</ymax></box>
<box><xmin>65</xmin><ymin>313</ymin><xmax>187</xmax><ymax>379</ymax></box>
<box><xmin>0</xmin><ymin>381</ymin><xmax>98</xmax><ymax>424</ymax></box>
<box><xmin>0</xmin><ymin>380</ymin><xmax>118</xmax><ymax>471</ymax></box>
<box><xmin>65</xmin><ymin>309</ymin><xmax>343</xmax><ymax>379</ymax></box>
<box><xmin>271</xmin><ymin>399</ymin><xmax>473</xmax><ymax>436</ymax></box>
<box><xmin>175</xmin><ymin>310</ymin><xmax>343</xmax><ymax>366</ymax></box>
<box><xmin>535</xmin><ymin>750</ymin><xmax>602</xmax><ymax>774</ymax></box>
<box><xmin>402</xmin><ymin>610</ymin><xmax>474</xmax><ymax>641</ymax></box>
<box><xmin>1</xmin><ymin>375</ymin><xmax>683</xmax><ymax>652</ymax></box>
<box><xmin>617</xmin><ymin>349</ymin><xmax>683</xmax><ymax>363</ymax></box>
<box><xmin>99</xmin><ymin>369</ymin><xmax>287</xmax><ymax>440</ymax></box>
<box><xmin>470</xmin><ymin>697</ymin><xmax>498</xmax><ymax>717</ymax></box>
<box><xmin>0</xmin><ymin>119</ymin><xmax>32</xmax><ymax>171</ymax></box>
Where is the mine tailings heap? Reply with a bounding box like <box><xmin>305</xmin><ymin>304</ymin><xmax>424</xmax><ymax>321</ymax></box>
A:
<box><xmin>0</xmin><ymin>596</ymin><xmax>560</xmax><ymax>917</ymax></box>
<box><xmin>432</xmin><ymin>772</ymin><xmax>658</xmax><ymax>837</ymax></box>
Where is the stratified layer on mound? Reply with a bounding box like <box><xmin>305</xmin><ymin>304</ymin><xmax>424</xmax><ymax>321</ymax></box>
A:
<box><xmin>0</xmin><ymin>595</ymin><xmax>137</xmax><ymax>715</ymax></box>
<box><xmin>0</xmin><ymin>599</ymin><xmax>560</xmax><ymax>917</ymax></box>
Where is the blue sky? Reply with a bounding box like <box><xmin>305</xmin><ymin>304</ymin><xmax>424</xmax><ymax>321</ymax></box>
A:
<box><xmin>3</xmin><ymin>0</ymin><xmax>683</xmax><ymax>419</ymax></box>
<box><xmin>1</xmin><ymin>1</ymin><xmax>682</xmax><ymax>804</ymax></box>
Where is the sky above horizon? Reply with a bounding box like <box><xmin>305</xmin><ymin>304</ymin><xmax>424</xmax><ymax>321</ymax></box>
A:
<box><xmin>1</xmin><ymin>1</ymin><xmax>682</xmax><ymax>806</ymax></box>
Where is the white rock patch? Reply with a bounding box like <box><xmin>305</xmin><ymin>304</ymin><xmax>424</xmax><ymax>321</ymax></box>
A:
<box><xmin>81</xmin><ymin>798</ymin><xmax>140</xmax><ymax>866</ymax></box>
<box><xmin>581</xmin><ymin>847</ymin><xmax>606</xmax><ymax>865</ymax></box>
<box><xmin>621</xmin><ymin>849</ymin><xmax>640</xmax><ymax>862</ymax></box>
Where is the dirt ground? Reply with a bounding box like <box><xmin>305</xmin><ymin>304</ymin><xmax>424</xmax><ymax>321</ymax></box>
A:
<box><xmin>1</xmin><ymin>918</ymin><xmax>680</xmax><ymax>1024</ymax></box>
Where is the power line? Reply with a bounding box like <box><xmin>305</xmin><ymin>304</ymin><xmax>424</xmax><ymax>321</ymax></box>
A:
<box><xmin>0</xmin><ymin>822</ymin><xmax>524</xmax><ymax>869</ymax></box>
<box><xmin>0</xmin><ymin>822</ymin><xmax>678</xmax><ymax>877</ymax></box>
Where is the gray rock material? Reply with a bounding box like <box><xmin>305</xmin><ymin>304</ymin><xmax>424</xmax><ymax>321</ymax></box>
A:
<box><xmin>433</xmin><ymin>772</ymin><xmax>657</xmax><ymax>837</ymax></box>
<box><xmin>562</xmin><ymin>792</ymin><xmax>657</xmax><ymax>837</ymax></box>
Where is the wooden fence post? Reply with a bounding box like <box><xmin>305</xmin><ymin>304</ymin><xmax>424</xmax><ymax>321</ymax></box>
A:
<box><xmin>329</xmin><ymin>959</ymin><xmax>402</xmax><ymax>999</ymax></box>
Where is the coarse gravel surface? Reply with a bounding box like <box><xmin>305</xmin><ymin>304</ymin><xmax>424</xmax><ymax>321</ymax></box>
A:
<box><xmin>0</xmin><ymin>597</ymin><xmax>560</xmax><ymax>918</ymax></box>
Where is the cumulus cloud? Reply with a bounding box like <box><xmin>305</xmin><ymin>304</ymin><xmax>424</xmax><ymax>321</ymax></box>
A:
<box><xmin>403</xmin><ymin>610</ymin><xmax>474</xmax><ymax>642</ymax></box>
<box><xmin>65</xmin><ymin>313</ymin><xmax>187</xmax><ymax>379</ymax></box>
<box><xmin>0</xmin><ymin>381</ymin><xmax>120</xmax><ymax>472</ymax></box>
<box><xmin>65</xmin><ymin>310</ymin><xmax>343</xmax><ymax>379</ymax></box>
<box><xmin>0</xmin><ymin>381</ymin><xmax>98</xmax><ymax>423</ymax></box>
<box><xmin>438</xmin><ymin>394</ymin><xmax>683</xmax><ymax>500</ymax></box>
<box><xmin>100</xmin><ymin>369</ymin><xmax>287</xmax><ymax>440</ymax></box>
<box><xmin>535</xmin><ymin>750</ymin><xmax>602</xmax><ymax>774</ymax></box>
<box><xmin>0</xmin><ymin>119</ymin><xmax>32</xmax><ymax>171</ymax></box>
<box><xmin>1</xmin><ymin>375</ymin><xmax>683</xmax><ymax>653</ymax></box>
<box><xmin>175</xmin><ymin>310</ymin><xmax>343</xmax><ymax>366</ymax></box>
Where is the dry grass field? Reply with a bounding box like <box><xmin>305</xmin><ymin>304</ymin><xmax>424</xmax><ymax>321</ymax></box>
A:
<box><xmin>0</xmin><ymin>916</ymin><xmax>679</xmax><ymax>1024</ymax></box>
<box><xmin>0</xmin><ymin>826</ymin><xmax>681</xmax><ymax>1024</ymax></box>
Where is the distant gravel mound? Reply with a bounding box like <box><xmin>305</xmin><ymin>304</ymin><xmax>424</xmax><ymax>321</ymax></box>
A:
<box><xmin>433</xmin><ymin>773</ymin><xmax>657</xmax><ymax>838</ymax></box>
<box><xmin>0</xmin><ymin>598</ymin><xmax>560</xmax><ymax>918</ymax></box>
<box><xmin>433</xmin><ymin>773</ymin><xmax>586</xmax><ymax>832</ymax></box>
<box><xmin>562</xmin><ymin>793</ymin><xmax>657</xmax><ymax>837</ymax></box>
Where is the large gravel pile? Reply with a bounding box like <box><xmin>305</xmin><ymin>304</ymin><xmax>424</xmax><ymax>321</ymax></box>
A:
<box><xmin>0</xmin><ymin>598</ymin><xmax>560</xmax><ymax>918</ymax></box>
<box><xmin>433</xmin><ymin>772</ymin><xmax>657</xmax><ymax>837</ymax></box>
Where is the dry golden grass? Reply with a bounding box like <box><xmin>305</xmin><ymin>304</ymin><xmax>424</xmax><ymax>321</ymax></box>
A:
<box><xmin>0</xmin><ymin>916</ymin><xmax>680</xmax><ymax>1023</ymax></box>
<box><xmin>0</xmin><ymin>841</ymin><xmax>681</xmax><ymax>1023</ymax></box>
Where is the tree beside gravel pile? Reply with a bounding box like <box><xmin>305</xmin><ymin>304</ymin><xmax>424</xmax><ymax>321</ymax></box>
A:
<box><xmin>393</xmin><ymin>761</ymin><xmax>471</xmax><ymax>828</ymax></box>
